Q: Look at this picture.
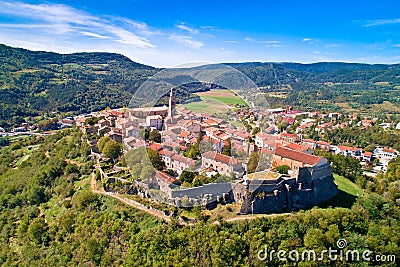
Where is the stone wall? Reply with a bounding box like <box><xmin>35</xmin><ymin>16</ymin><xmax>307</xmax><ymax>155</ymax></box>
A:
<box><xmin>235</xmin><ymin>163</ymin><xmax>337</xmax><ymax>214</ymax></box>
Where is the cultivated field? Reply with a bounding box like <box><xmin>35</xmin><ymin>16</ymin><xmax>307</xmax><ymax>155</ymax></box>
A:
<box><xmin>195</xmin><ymin>89</ymin><xmax>248</xmax><ymax>106</ymax></box>
<box><xmin>178</xmin><ymin>89</ymin><xmax>249</xmax><ymax>114</ymax></box>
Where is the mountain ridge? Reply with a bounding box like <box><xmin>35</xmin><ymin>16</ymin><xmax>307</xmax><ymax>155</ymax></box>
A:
<box><xmin>1</xmin><ymin>44</ymin><xmax>400</xmax><ymax>129</ymax></box>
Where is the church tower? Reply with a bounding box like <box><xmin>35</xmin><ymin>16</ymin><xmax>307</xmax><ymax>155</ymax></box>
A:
<box><xmin>168</xmin><ymin>88</ymin><xmax>176</xmax><ymax>118</ymax></box>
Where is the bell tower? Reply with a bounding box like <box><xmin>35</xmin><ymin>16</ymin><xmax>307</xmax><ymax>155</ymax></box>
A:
<box><xmin>168</xmin><ymin>88</ymin><xmax>176</xmax><ymax>118</ymax></box>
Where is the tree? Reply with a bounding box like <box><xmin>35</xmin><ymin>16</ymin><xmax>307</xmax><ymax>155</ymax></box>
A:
<box><xmin>179</xmin><ymin>170</ymin><xmax>196</xmax><ymax>184</ymax></box>
<box><xmin>146</xmin><ymin>148</ymin><xmax>164</xmax><ymax>171</ymax></box>
<box><xmin>149</xmin><ymin>129</ymin><xmax>161</xmax><ymax>143</ymax></box>
<box><xmin>139</xmin><ymin>128</ymin><xmax>149</xmax><ymax>140</ymax></box>
<box><xmin>97</xmin><ymin>136</ymin><xmax>111</xmax><ymax>152</ymax></box>
<box><xmin>222</xmin><ymin>138</ymin><xmax>232</xmax><ymax>156</ymax></box>
<box><xmin>275</xmin><ymin>165</ymin><xmax>290</xmax><ymax>174</ymax></box>
<box><xmin>247</xmin><ymin>152</ymin><xmax>260</xmax><ymax>173</ymax></box>
<box><xmin>102</xmin><ymin>140</ymin><xmax>122</xmax><ymax>161</ymax></box>
<box><xmin>186</xmin><ymin>144</ymin><xmax>200</xmax><ymax>159</ymax></box>
<box><xmin>251</xmin><ymin>127</ymin><xmax>260</xmax><ymax>136</ymax></box>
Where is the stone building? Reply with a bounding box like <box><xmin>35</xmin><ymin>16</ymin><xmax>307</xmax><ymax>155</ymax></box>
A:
<box><xmin>202</xmin><ymin>151</ymin><xmax>245</xmax><ymax>177</ymax></box>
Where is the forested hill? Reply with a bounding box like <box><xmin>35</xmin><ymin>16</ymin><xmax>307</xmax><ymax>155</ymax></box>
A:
<box><xmin>0</xmin><ymin>44</ymin><xmax>158</xmax><ymax>129</ymax></box>
<box><xmin>227</xmin><ymin>61</ymin><xmax>400</xmax><ymax>86</ymax></box>
<box><xmin>1</xmin><ymin>44</ymin><xmax>400</xmax><ymax>129</ymax></box>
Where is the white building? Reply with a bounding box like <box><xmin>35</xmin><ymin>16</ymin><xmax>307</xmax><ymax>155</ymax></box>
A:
<box><xmin>146</xmin><ymin>115</ymin><xmax>163</xmax><ymax>130</ymax></box>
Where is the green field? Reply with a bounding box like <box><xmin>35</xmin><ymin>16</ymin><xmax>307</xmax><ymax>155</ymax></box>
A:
<box><xmin>196</xmin><ymin>90</ymin><xmax>248</xmax><ymax>106</ymax></box>
<box><xmin>319</xmin><ymin>174</ymin><xmax>364</xmax><ymax>209</ymax></box>
<box><xmin>179</xmin><ymin>89</ymin><xmax>249</xmax><ymax>114</ymax></box>
<box><xmin>333</xmin><ymin>174</ymin><xmax>364</xmax><ymax>197</ymax></box>
<box><xmin>178</xmin><ymin>97</ymin><xmax>231</xmax><ymax>113</ymax></box>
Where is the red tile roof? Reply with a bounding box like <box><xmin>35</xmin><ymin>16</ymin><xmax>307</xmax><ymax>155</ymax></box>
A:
<box><xmin>338</xmin><ymin>145</ymin><xmax>361</xmax><ymax>151</ymax></box>
<box><xmin>275</xmin><ymin>147</ymin><xmax>323</xmax><ymax>166</ymax></box>
<box><xmin>382</xmin><ymin>148</ymin><xmax>396</xmax><ymax>153</ymax></box>
<box><xmin>202</xmin><ymin>151</ymin><xmax>239</xmax><ymax>165</ymax></box>
<box><xmin>285</xmin><ymin>143</ymin><xmax>309</xmax><ymax>152</ymax></box>
<box><xmin>171</xmin><ymin>154</ymin><xmax>195</xmax><ymax>165</ymax></box>
<box><xmin>148</xmin><ymin>143</ymin><xmax>163</xmax><ymax>151</ymax></box>
<box><xmin>155</xmin><ymin>171</ymin><xmax>179</xmax><ymax>184</ymax></box>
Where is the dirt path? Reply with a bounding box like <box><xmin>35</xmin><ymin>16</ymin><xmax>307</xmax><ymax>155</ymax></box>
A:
<box><xmin>94</xmin><ymin>189</ymin><xmax>172</xmax><ymax>222</ymax></box>
<box><xmin>90</xmin><ymin>174</ymin><xmax>176</xmax><ymax>223</ymax></box>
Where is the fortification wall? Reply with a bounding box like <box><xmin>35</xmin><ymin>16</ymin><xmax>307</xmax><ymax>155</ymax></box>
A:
<box><xmin>168</xmin><ymin>183</ymin><xmax>233</xmax><ymax>198</ymax></box>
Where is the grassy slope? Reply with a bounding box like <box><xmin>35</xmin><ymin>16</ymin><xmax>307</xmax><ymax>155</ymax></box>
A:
<box><xmin>319</xmin><ymin>174</ymin><xmax>365</xmax><ymax>209</ymax></box>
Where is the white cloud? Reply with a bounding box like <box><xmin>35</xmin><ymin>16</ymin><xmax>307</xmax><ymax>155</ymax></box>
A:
<box><xmin>325</xmin><ymin>43</ymin><xmax>341</xmax><ymax>48</ymax></box>
<box><xmin>176</xmin><ymin>22</ymin><xmax>199</xmax><ymax>34</ymax></box>
<box><xmin>169</xmin><ymin>34</ymin><xmax>203</xmax><ymax>49</ymax></box>
<box><xmin>302</xmin><ymin>38</ymin><xmax>319</xmax><ymax>44</ymax></box>
<box><xmin>245</xmin><ymin>37</ymin><xmax>281</xmax><ymax>45</ymax></box>
<box><xmin>80</xmin><ymin>31</ymin><xmax>110</xmax><ymax>39</ymax></box>
<box><xmin>362</xmin><ymin>18</ymin><xmax>400</xmax><ymax>27</ymax></box>
<box><xmin>0</xmin><ymin>1</ymin><xmax>155</xmax><ymax>48</ymax></box>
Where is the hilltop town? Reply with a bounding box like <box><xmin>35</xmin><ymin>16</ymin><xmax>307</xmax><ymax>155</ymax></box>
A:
<box><xmin>53</xmin><ymin>88</ymin><xmax>397</xmax><ymax>214</ymax></box>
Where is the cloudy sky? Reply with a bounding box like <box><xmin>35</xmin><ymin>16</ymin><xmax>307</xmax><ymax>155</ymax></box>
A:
<box><xmin>1</xmin><ymin>0</ymin><xmax>400</xmax><ymax>67</ymax></box>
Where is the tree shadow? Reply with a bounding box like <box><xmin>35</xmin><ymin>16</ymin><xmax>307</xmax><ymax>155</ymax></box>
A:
<box><xmin>318</xmin><ymin>189</ymin><xmax>358</xmax><ymax>209</ymax></box>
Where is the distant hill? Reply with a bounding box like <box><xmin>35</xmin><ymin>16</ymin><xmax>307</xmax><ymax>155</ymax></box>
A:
<box><xmin>1</xmin><ymin>44</ymin><xmax>400</xmax><ymax>129</ymax></box>
<box><xmin>0</xmin><ymin>44</ymin><xmax>158</xmax><ymax>129</ymax></box>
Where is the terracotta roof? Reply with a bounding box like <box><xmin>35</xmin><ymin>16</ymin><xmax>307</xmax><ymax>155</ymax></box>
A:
<box><xmin>179</xmin><ymin>131</ymin><xmax>190</xmax><ymax>138</ymax></box>
<box><xmin>382</xmin><ymin>148</ymin><xmax>396</xmax><ymax>153</ymax></box>
<box><xmin>281</xmin><ymin>132</ymin><xmax>298</xmax><ymax>139</ymax></box>
<box><xmin>338</xmin><ymin>145</ymin><xmax>361</xmax><ymax>151</ymax></box>
<box><xmin>155</xmin><ymin>171</ymin><xmax>179</xmax><ymax>184</ymax></box>
<box><xmin>363</xmin><ymin>152</ymin><xmax>373</xmax><ymax>157</ymax></box>
<box><xmin>148</xmin><ymin>143</ymin><xmax>163</xmax><ymax>151</ymax></box>
<box><xmin>202</xmin><ymin>151</ymin><xmax>239</xmax><ymax>165</ymax></box>
<box><xmin>275</xmin><ymin>147</ymin><xmax>323</xmax><ymax>166</ymax></box>
<box><xmin>285</xmin><ymin>143</ymin><xmax>309</xmax><ymax>152</ymax></box>
<box><xmin>171</xmin><ymin>154</ymin><xmax>195</xmax><ymax>165</ymax></box>
<box><xmin>162</xmin><ymin>150</ymin><xmax>176</xmax><ymax>157</ymax></box>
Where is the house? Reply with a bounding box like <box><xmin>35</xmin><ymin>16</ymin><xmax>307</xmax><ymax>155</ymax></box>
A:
<box><xmin>255</xmin><ymin>132</ymin><xmax>275</xmax><ymax>149</ymax></box>
<box><xmin>182</xmin><ymin>120</ymin><xmax>201</xmax><ymax>134</ymax></box>
<box><xmin>302</xmin><ymin>139</ymin><xmax>317</xmax><ymax>149</ymax></box>
<box><xmin>201</xmin><ymin>151</ymin><xmax>244</xmax><ymax>177</ymax></box>
<box><xmin>362</xmin><ymin>151</ymin><xmax>373</xmax><ymax>162</ymax></box>
<box><xmin>374</xmin><ymin>147</ymin><xmax>398</xmax><ymax>159</ymax></box>
<box><xmin>396</xmin><ymin>122</ymin><xmax>400</xmax><ymax>130</ymax></box>
<box><xmin>337</xmin><ymin>145</ymin><xmax>362</xmax><ymax>158</ymax></box>
<box><xmin>170</xmin><ymin>154</ymin><xmax>197</xmax><ymax>175</ymax></box>
<box><xmin>280</xmin><ymin>132</ymin><xmax>299</xmax><ymax>143</ymax></box>
<box><xmin>123</xmin><ymin>137</ymin><xmax>138</xmax><ymax>150</ymax></box>
<box><xmin>129</xmin><ymin>106</ymin><xmax>168</xmax><ymax>119</ymax></box>
<box><xmin>273</xmin><ymin>146</ymin><xmax>326</xmax><ymax>171</ymax></box>
<box><xmin>154</xmin><ymin>171</ymin><xmax>180</xmax><ymax>192</ymax></box>
<box><xmin>161</xmin><ymin>150</ymin><xmax>176</xmax><ymax>169</ymax></box>
<box><xmin>125</xmin><ymin>126</ymin><xmax>139</xmax><ymax>138</ymax></box>
<box><xmin>316</xmin><ymin>141</ymin><xmax>331</xmax><ymax>151</ymax></box>
<box><xmin>284</xmin><ymin>143</ymin><xmax>314</xmax><ymax>154</ymax></box>
<box><xmin>106</xmin><ymin>129</ymin><xmax>123</xmax><ymax>143</ymax></box>
<box><xmin>146</xmin><ymin>115</ymin><xmax>163</xmax><ymax>130</ymax></box>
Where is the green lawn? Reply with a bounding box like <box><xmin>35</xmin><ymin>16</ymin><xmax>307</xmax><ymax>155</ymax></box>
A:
<box><xmin>319</xmin><ymin>174</ymin><xmax>364</xmax><ymax>209</ymax></box>
<box><xmin>200</xmin><ymin>95</ymin><xmax>248</xmax><ymax>106</ymax></box>
<box><xmin>178</xmin><ymin>97</ymin><xmax>231</xmax><ymax>114</ymax></box>
<box><xmin>333</xmin><ymin>174</ymin><xmax>364</xmax><ymax>197</ymax></box>
<box><xmin>196</xmin><ymin>89</ymin><xmax>249</xmax><ymax>106</ymax></box>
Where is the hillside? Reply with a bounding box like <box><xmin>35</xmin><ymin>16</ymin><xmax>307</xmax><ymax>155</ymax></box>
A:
<box><xmin>1</xmin><ymin>44</ymin><xmax>400</xmax><ymax>130</ymax></box>
<box><xmin>0</xmin><ymin>129</ymin><xmax>399</xmax><ymax>265</ymax></box>
<box><xmin>0</xmin><ymin>44</ymin><xmax>158</xmax><ymax>129</ymax></box>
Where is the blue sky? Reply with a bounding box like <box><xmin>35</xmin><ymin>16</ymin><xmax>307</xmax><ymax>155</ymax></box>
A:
<box><xmin>0</xmin><ymin>0</ymin><xmax>400</xmax><ymax>67</ymax></box>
